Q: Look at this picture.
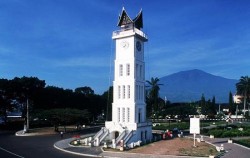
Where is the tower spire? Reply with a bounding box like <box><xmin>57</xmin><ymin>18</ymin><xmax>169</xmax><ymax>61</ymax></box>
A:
<box><xmin>117</xmin><ymin>8</ymin><xmax>143</xmax><ymax>30</ymax></box>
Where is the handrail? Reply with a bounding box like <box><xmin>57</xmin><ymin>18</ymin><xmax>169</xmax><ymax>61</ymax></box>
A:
<box><xmin>93</xmin><ymin>127</ymin><xmax>105</xmax><ymax>140</ymax></box>
<box><xmin>115</xmin><ymin>130</ymin><xmax>126</xmax><ymax>144</ymax></box>
<box><xmin>112</xmin><ymin>27</ymin><xmax>147</xmax><ymax>39</ymax></box>
<box><xmin>124</xmin><ymin>130</ymin><xmax>133</xmax><ymax>144</ymax></box>
<box><xmin>99</xmin><ymin>130</ymin><xmax>109</xmax><ymax>142</ymax></box>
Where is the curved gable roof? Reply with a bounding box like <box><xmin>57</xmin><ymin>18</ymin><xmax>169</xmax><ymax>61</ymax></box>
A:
<box><xmin>133</xmin><ymin>9</ymin><xmax>143</xmax><ymax>29</ymax></box>
<box><xmin>117</xmin><ymin>8</ymin><xmax>133</xmax><ymax>26</ymax></box>
<box><xmin>117</xmin><ymin>8</ymin><xmax>143</xmax><ymax>30</ymax></box>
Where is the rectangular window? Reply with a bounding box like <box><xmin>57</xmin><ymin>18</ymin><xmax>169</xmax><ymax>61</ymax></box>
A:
<box><xmin>118</xmin><ymin>86</ymin><xmax>121</xmax><ymax>99</ymax></box>
<box><xmin>127</xmin><ymin>85</ymin><xmax>130</xmax><ymax>99</ymax></box>
<box><xmin>127</xmin><ymin>108</ymin><xmax>130</xmax><ymax>122</ymax></box>
<box><xmin>119</xmin><ymin>64</ymin><xmax>123</xmax><ymax>76</ymax></box>
<box><xmin>126</xmin><ymin>64</ymin><xmax>130</xmax><ymax>76</ymax></box>
<box><xmin>123</xmin><ymin>85</ymin><xmax>125</xmax><ymax>99</ymax></box>
<box><xmin>122</xmin><ymin>108</ymin><xmax>125</xmax><ymax>122</ymax></box>
<box><xmin>118</xmin><ymin>108</ymin><xmax>120</xmax><ymax>122</ymax></box>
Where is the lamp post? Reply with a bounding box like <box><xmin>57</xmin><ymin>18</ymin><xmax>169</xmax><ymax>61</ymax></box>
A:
<box><xmin>236</xmin><ymin>104</ymin><xmax>238</xmax><ymax>118</ymax></box>
<box><xmin>24</xmin><ymin>98</ymin><xmax>29</xmax><ymax>133</ymax></box>
<box><xmin>26</xmin><ymin>98</ymin><xmax>29</xmax><ymax>132</ymax></box>
<box><xmin>168</xmin><ymin>117</ymin><xmax>171</xmax><ymax>129</ymax></box>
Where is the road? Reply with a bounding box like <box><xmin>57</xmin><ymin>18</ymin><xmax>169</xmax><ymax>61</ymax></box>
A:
<box><xmin>0</xmin><ymin>130</ymin><xmax>99</xmax><ymax>158</ymax></box>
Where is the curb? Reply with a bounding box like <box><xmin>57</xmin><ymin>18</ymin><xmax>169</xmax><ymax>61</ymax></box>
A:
<box><xmin>233</xmin><ymin>142</ymin><xmax>250</xmax><ymax>150</ymax></box>
<box><xmin>15</xmin><ymin>130</ymin><xmax>40</xmax><ymax>136</ymax></box>
<box><xmin>53</xmin><ymin>143</ymin><xmax>102</xmax><ymax>158</ymax></box>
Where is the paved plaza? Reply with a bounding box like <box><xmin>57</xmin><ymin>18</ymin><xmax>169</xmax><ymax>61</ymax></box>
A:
<box><xmin>53</xmin><ymin>134</ymin><xmax>250</xmax><ymax>158</ymax></box>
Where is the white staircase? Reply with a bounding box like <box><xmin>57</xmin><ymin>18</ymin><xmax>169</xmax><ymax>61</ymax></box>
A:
<box><xmin>93</xmin><ymin>127</ymin><xmax>109</xmax><ymax>146</ymax></box>
<box><xmin>115</xmin><ymin>130</ymin><xmax>126</xmax><ymax>145</ymax></box>
<box><xmin>124</xmin><ymin>130</ymin><xmax>134</xmax><ymax>145</ymax></box>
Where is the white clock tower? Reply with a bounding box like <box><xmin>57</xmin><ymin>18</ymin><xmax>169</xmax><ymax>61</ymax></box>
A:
<box><xmin>93</xmin><ymin>8</ymin><xmax>152</xmax><ymax>148</ymax></box>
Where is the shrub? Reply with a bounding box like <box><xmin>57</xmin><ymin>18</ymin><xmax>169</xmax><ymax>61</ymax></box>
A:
<box><xmin>207</xmin><ymin>129</ymin><xmax>223</xmax><ymax>137</ymax></box>
<box><xmin>234</xmin><ymin>139</ymin><xmax>250</xmax><ymax>148</ymax></box>
<box><xmin>221</xmin><ymin>130</ymin><xmax>238</xmax><ymax>137</ymax></box>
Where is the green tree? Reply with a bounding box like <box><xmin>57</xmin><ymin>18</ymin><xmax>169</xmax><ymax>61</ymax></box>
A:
<box><xmin>207</xmin><ymin>98</ymin><xmax>216</xmax><ymax>118</ymax></box>
<box><xmin>0</xmin><ymin>79</ymin><xmax>11</xmax><ymax>119</ymax></box>
<box><xmin>236</xmin><ymin>76</ymin><xmax>250</xmax><ymax>116</ymax></box>
<box><xmin>228</xmin><ymin>91</ymin><xmax>236</xmax><ymax>114</ymax></box>
<box><xmin>102</xmin><ymin>86</ymin><xmax>113</xmax><ymax>121</ymax></box>
<box><xmin>146</xmin><ymin>77</ymin><xmax>163</xmax><ymax>118</ymax></box>
<box><xmin>200</xmin><ymin>94</ymin><xmax>207</xmax><ymax>115</ymax></box>
<box><xmin>32</xmin><ymin>108</ymin><xmax>90</xmax><ymax>131</ymax></box>
<box><xmin>75</xmin><ymin>86</ymin><xmax>94</xmax><ymax>96</ymax></box>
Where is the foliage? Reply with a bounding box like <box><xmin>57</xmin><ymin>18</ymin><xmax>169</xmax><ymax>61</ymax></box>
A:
<box><xmin>236</xmin><ymin>76</ymin><xmax>250</xmax><ymax>115</ymax></box>
<box><xmin>216</xmin><ymin>112</ymin><xmax>226</xmax><ymax>119</ymax></box>
<box><xmin>102</xmin><ymin>86</ymin><xmax>113</xmax><ymax>121</ymax></box>
<box><xmin>31</xmin><ymin>108</ymin><xmax>90</xmax><ymax>130</ymax></box>
<box><xmin>205</xmin><ymin>125</ymin><xmax>250</xmax><ymax>138</ymax></box>
<box><xmin>0</xmin><ymin>77</ymin><xmax>107</xmax><ymax>122</ymax></box>
<box><xmin>146</xmin><ymin>77</ymin><xmax>163</xmax><ymax>118</ymax></box>
<box><xmin>234</xmin><ymin>138</ymin><xmax>250</xmax><ymax>148</ymax></box>
<box><xmin>75</xmin><ymin>86</ymin><xmax>94</xmax><ymax>96</ymax></box>
<box><xmin>199</xmin><ymin>94</ymin><xmax>217</xmax><ymax>118</ymax></box>
<box><xmin>164</xmin><ymin>103</ymin><xmax>198</xmax><ymax>119</ymax></box>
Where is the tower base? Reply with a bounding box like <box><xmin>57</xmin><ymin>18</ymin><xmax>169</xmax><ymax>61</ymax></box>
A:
<box><xmin>92</xmin><ymin>121</ymin><xmax>152</xmax><ymax>148</ymax></box>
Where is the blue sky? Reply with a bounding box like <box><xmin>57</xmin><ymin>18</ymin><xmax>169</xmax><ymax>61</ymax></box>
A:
<box><xmin>1</xmin><ymin>0</ymin><xmax>250</xmax><ymax>94</ymax></box>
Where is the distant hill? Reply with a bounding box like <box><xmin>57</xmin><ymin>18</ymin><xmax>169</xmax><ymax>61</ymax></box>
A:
<box><xmin>159</xmin><ymin>69</ymin><xmax>238</xmax><ymax>103</ymax></box>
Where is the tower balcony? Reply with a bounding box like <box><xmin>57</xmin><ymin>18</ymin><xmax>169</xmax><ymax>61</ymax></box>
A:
<box><xmin>112</xmin><ymin>27</ymin><xmax>148</xmax><ymax>41</ymax></box>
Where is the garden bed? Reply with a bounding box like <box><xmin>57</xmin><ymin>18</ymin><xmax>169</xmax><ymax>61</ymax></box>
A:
<box><xmin>127</xmin><ymin>138</ymin><xmax>219</xmax><ymax>157</ymax></box>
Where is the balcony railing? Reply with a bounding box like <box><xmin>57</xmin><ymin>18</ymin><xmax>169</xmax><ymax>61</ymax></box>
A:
<box><xmin>112</xmin><ymin>27</ymin><xmax>147</xmax><ymax>39</ymax></box>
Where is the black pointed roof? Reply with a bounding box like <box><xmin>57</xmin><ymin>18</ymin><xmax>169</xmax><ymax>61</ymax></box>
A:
<box><xmin>133</xmin><ymin>9</ymin><xmax>143</xmax><ymax>29</ymax></box>
<box><xmin>117</xmin><ymin>8</ymin><xmax>143</xmax><ymax>30</ymax></box>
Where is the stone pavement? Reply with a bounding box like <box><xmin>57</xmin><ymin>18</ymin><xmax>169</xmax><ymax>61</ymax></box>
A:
<box><xmin>202</xmin><ymin>137</ymin><xmax>250</xmax><ymax>158</ymax></box>
<box><xmin>53</xmin><ymin>136</ymin><xmax>201</xmax><ymax>158</ymax></box>
<box><xmin>16</xmin><ymin>129</ymin><xmax>250</xmax><ymax>158</ymax></box>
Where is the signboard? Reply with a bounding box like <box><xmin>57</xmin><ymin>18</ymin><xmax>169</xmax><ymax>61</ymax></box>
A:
<box><xmin>190</xmin><ymin>118</ymin><xmax>200</xmax><ymax>134</ymax></box>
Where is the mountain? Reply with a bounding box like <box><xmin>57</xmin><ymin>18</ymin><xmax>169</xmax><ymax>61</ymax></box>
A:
<box><xmin>159</xmin><ymin>69</ymin><xmax>238</xmax><ymax>103</ymax></box>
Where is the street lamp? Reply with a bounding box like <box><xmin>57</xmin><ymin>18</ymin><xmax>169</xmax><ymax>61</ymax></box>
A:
<box><xmin>23</xmin><ymin>97</ymin><xmax>29</xmax><ymax>133</ymax></box>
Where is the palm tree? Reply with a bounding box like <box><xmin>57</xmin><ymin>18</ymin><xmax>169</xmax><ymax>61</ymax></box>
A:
<box><xmin>236</xmin><ymin>76</ymin><xmax>250</xmax><ymax>116</ymax></box>
<box><xmin>146</xmin><ymin>77</ymin><xmax>163</xmax><ymax>118</ymax></box>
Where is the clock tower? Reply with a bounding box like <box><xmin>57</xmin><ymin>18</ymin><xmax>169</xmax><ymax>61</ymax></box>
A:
<box><xmin>93</xmin><ymin>8</ymin><xmax>152</xmax><ymax>148</ymax></box>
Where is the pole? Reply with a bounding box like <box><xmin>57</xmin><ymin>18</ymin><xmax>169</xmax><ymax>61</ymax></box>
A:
<box><xmin>168</xmin><ymin>117</ymin><xmax>170</xmax><ymax>129</ymax></box>
<box><xmin>26</xmin><ymin>98</ymin><xmax>29</xmax><ymax>132</ymax></box>
<box><xmin>248</xmin><ymin>104</ymin><xmax>250</xmax><ymax>116</ymax></box>
<box><xmin>236</xmin><ymin>104</ymin><xmax>238</xmax><ymax>118</ymax></box>
<box><xmin>193</xmin><ymin>133</ymin><xmax>196</xmax><ymax>147</ymax></box>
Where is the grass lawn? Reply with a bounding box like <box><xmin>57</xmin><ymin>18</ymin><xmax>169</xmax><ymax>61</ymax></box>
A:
<box><xmin>234</xmin><ymin>138</ymin><xmax>250</xmax><ymax>148</ymax></box>
<box><xmin>123</xmin><ymin>138</ymin><xmax>219</xmax><ymax>157</ymax></box>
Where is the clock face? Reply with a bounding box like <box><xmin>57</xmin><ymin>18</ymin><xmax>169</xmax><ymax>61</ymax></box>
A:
<box><xmin>121</xmin><ymin>41</ymin><xmax>129</xmax><ymax>49</ymax></box>
<box><xmin>136</xmin><ymin>41</ymin><xmax>141</xmax><ymax>51</ymax></box>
